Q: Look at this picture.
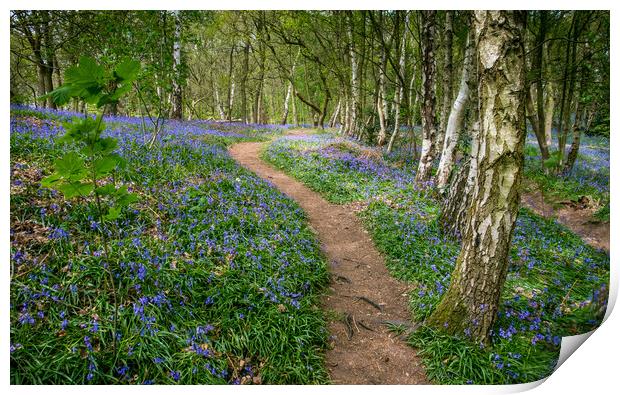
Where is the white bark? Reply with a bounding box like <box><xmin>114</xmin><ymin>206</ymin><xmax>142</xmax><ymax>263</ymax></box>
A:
<box><xmin>436</xmin><ymin>30</ymin><xmax>474</xmax><ymax>190</ymax></box>
<box><xmin>348</xmin><ymin>13</ymin><xmax>360</xmax><ymax>136</ymax></box>
<box><xmin>214</xmin><ymin>85</ymin><xmax>225</xmax><ymax>120</ymax></box>
<box><xmin>415</xmin><ymin>11</ymin><xmax>438</xmax><ymax>185</ymax></box>
<box><xmin>330</xmin><ymin>98</ymin><xmax>341</xmax><ymax>128</ymax></box>
<box><xmin>171</xmin><ymin>10</ymin><xmax>183</xmax><ymax>119</ymax></box>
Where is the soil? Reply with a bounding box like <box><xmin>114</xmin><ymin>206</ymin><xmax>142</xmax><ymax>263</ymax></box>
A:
<box><xmin>520</xmin><ymin>190</ymin><xmax>609</xmax><ymax>252</ymax></box>
<box><xmin>229</xmin><ymin>131</ymin><xmax>428</xmax><ymax>384</ymax></box>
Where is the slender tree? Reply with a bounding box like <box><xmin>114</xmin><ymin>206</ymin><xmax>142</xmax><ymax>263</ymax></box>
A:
<box><xmin>415</xmin><ymin>10</ymin><xmax>438</xmax><ymax>186</ymax></box>
<box><xmin>171</xmin><ymin>10</ymin><xmax>183</xmax><ymax>119</ymax></box>
<box><xmin>438</xmin><ymin>11</ymin><xmax>454</xmax><ymax>150</ymax></box>
<box><xmin>436</xmin><ymin>21</ymin><xmax>474</xmax><ymax>190</ymax></box>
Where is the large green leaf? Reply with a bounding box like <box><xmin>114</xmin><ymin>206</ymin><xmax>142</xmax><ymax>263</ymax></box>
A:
<box><xmin>64</xmin><ymin>56</ymin><xmax>105</xmax><ymax>88</ymax></box>
<box><xmin>61</xmin><ymin>117</ymin><xmax>105</xmax><ymax>145</ymax></box>
<box><xmin>55</xmin><ymin>152</ymin><xmax>87</xmax><ymax>181</ymax></box>
<box><xmin>92</xmin><ymin>137</ymin><xmax>118</xmax><ymax>155</ymax></box>
<box><xmin>113</xmin><ymin>59</ymin><xmax>141</xmax><ymax>83</ymax></box>
<box><xmin>95</xmin><ymin>184</ymin><xmax>116</xmax><ymax>196</ymax></box>
<box><xmin>57</xmin><ymin>181</ymin><xmax>94</xmax><ymax>198</ymax></box>
<box><xmin>94</xmin><ymin>155</ymin><xmax>120</xmax><ymax>177</ymax></box>
<box><xmin>104</xmin><ymin>206</ymin><xmax>122</xmax><ymax>221</ymax></box>
<box><xmin>43</xmin><ymin>86</ymin><xmax>78</xmax><ymax>106</ymax></box>
<box><xmin>41</xmin><ymin>174</ymin><xmax>62</xmax><ymax>188</ymax></box>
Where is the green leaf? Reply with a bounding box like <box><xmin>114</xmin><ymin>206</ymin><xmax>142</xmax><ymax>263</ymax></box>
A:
<box><xmin>93</xmin><ymin>137</ymin><xmax>118</xmax><ymax>155</ymax></box>
<box><xmin>112</xmin><ymin>185</ymin><xmax>139</xmax><ymax>207</ymax></box>
<box><xmin>117</xmin><ymin>192</ymin><xmax>139</xmax><ymax>207</ymax></box>
<box><xmin>62</xmin><ymin>117</ymin><xmax>105</xmax><ymax>144</ymax></box>
<box><xmin>57</xmin><ymin>181</ymin><xmax>94</xmax><ymax>198</ymax></box>
<box><xmin>96</xmin><ymin>184</ymin><xmax>116</xmax><ymax>196</ymax></box>
<box><xmin>43</xmin><ymin>86</ymin><xmax>78</xmax><ymax>106</ymax></box>
<box><xmin>113</xmin><ymin>59</ymin><xmax>141</xmax><ymax>83</ymax></box>
<box><xmin>41</xmin><ymin>174</ymin><xmax>62</xmax><ymax>188</ymax></box>
<box><xmin>55</xmin><ymin>152</ymin><xmax>87</xmax><ymax>181</ymax></box>
<box><xmin>64</xmin><ymin>56</ymin><xmax>105</xmax><ymax>91</ymax></box>
<box><xmin>104</xmin><ymin>206</ymin><xmax>122</xmax><ymax>221</ymax></box>
<box><xmin>94</xmin><ymin>155</ymin><xmax>119</xmax><ymax>177</ymax></box>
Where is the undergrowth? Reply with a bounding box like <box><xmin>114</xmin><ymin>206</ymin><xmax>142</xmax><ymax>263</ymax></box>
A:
<box><xmin>10</xmin><ymin>108</ymin><xmax>328</xmax><ymax>384</ymax></box>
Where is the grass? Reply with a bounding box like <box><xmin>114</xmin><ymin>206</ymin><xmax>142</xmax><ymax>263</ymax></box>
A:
<box><xmin>263</xmin><ymin>133</ymin><xmax>609</xmax><ymax>384</ymax></box>
<box><xmin>10</xmin><ymin>108</ymin><xmax>329</xmax><ymax>384</ymax></box>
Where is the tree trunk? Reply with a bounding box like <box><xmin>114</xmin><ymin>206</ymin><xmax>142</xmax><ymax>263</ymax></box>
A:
<box><xmin>557</xmin><ymin>12</ymin><xmax>580</xmax><ymax>166</ymax></box>
<box><xmin>281</xmin><ymin>50</ymin><xmax>299</xmax><ymax>125</ymax></box>
<box><xmin>415</xmin><ymin>10</ymin><xmax>438</xmax><ymax>186</ymax></box>
<box><xmin>240</xmin><ymin>42</ymin><xmax>250</xmax><ymax>123</ymax></box>
<box><xmin>438</xmin><ymin>11</ymin><xmax>454</xmax><ymax>150</ymax></box>
<box><xmin>564</xmin><ymin>41</ymin><xmax>592</xmax><ymax>173</ymax></box>
<box><xmin>376</xmin><ymin>11</ymin><xmax>389</xmax><ymax>146</ymax></box>
<box><xmin>436</xmin><ymin>25</ymin><xmax>474</xmax><ymax>190</ymax></box>
<box><xmin>40</xmin><ymin>11</ymin><xmax>56</xmax><ymax>109</ymax></box>
<box><xmin>534</xmin><ymin>12</ymin><xmax>547</xmax><ymax>157</ymax></box>
<box><xmin>226</xmin><ymin>44</ymin><xmax>236</xmax><ymax>121</ymax></box>
<box><xmin>329</xmin><ymin>98</ymin><xmax>341</xmax><ymax>128</ymax></box>
<box><xmin>214</xmin><ymin>80</ymin><xmax>225</xmax><ymax>120</ymax></box>
<box><xmin>427</xmin><ymin>10</ymin><xmax>526</xmax><ymax>344</ymax></box>
<box><xmin>170</xmin><ymin>10</ymin><xmax>183</xmax><ymax>120</ymax></box>
<box><xmin>43</xmin><ymin>64</ymin><xmax>55</xmax><ymax>109</ymax></box>
<box><xmin>563</xmin><ymin>98</ymin><xmax>583</xmax><ymax>174</ymax></box>
<box><xmin>348</xmin><ymin>11</ymin><xmax>360</xmax><ymax>136</ymax></box>
<box><xmin>544</xmin><ymin>82</ymin><xmax>555</xmax><ymax>147</ymax></box>
<box><xmin>282</xmin><ymin>82</ymin><xmax>293</xmax><ymax>125</ymax></box>
<box><xmin>292</xmin><ymin>90</ymin><xmax>298</xmax><ymax>126</ymax></box>
<box><xmin>388</xmin><ymin>11</ymin><xmax>408</xmax><ymax>152</ymax></box>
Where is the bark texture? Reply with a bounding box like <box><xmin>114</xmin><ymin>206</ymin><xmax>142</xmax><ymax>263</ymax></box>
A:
<box><xmin>387</xmin><ymin>12</ymin><xmax>409</xmax><ymax>152</ymax></box>
<box><xmin>171</xmin><ymin>10</ymin><xmax>183</xmax><ymax>120</ymax></box>
<box><xmin>436</xmin><ymin>25</ymin><xmax>475</xmax><ymax>190</ymax></box>
<box><xmin>415</xmin><ymin>11</ymin><xmax>438</xmax><ymax>186</ymax></box>
<box><xmin>427</xmin><ymin>11</ymin><xmax>526</xmax><ymax>343</ymax></box>
<box><xmin>376</xmin><ymin>12</ymin><xmax>389</xmax><ymax>146</ymax></box>
<box><xmin>438</xmin><ymin>11</ymin><xmax>454</xmax><ymax>150</ymax></box>
<box><xmin>348</xmin><ymin>12</ymin><xmax>360</xmax><ymax>136</ymax></box>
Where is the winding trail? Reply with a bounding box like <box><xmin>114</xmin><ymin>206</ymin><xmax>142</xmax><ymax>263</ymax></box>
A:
<box><xmin>229</xmin><ymin>130</ymin><xmax>428</xmax><ymax>384</ymax></box>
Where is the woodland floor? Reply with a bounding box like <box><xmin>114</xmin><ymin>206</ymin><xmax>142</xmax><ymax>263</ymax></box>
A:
<box><xmin>229</xmin><ymin>130</ymin><xmax>428</xmax><ymax>384</ymax></box>
<box><xmin>520</xmin><ymin>190</ymin><xmax>610</xmax><ymax>252</ymax></box>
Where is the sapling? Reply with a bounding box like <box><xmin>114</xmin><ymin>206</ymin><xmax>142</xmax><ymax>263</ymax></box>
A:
<box><xmin>41</xmin><ymin>56</ymin><xmax>140</xmax><ymax>365</ymax></box>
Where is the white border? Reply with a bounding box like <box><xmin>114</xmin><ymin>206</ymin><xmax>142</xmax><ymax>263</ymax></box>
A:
<box><xmin>3</xmin><ymin>1</ymin><xmax>617</xmax><ymax>394</ymax></box>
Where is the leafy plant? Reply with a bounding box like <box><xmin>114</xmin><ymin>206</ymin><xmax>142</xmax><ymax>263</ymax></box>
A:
<box><xmin>40</xmin><ymin>56</ymin><xmax>141</xmax><ymax>361</ymax></box>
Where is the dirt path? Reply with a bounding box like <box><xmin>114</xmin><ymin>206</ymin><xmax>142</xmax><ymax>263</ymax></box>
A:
<box><xmin>229</xmin><ymin>132</ymin><xmax>428</xmax><ymax>384</ymax></box>
<box><xmin>521</xmin><ymin>191</ymin><xmax>609</xmax><ymax>252</ymax></box>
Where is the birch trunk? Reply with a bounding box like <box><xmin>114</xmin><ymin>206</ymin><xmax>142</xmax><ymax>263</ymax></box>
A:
<box><xmin>282</xmin><ymin>82</ymin><xmax>293</xmax><ymax>125</ymax></box>
<box><xmin>214</xmin><ymin>83</ymin><xmax>225</xmax><ymax>120</ymax></box>
<box><xmin>436</xmin><ymin>27</ymin><xmax>474</xmax><ymax>190</ymax></box>
<box><xmin>428</xmin><ymin>11</ymin><xmax>526</xmax><ymax>344</ymax></box>
<box><xmin>226</xmin><ymin>44</ymin><xmax>235</xmax><ymax>121</ymax></box>
<box><xmin>348</xmin><ymin>12</ymin><xmax>360</xmax><ymax>136</ymax></box>
<box><xmin>376</xmin><ymin>12</ymin><xmax>389</xmax><ymax>146</ymax></box>
<box><xmin>387</xmin><ymin>12</ymin><xmax>408</xmax><ymax>153</ymax></box>
<box><xmin>564</xmin><ymin>98</ymin><xmax>583</xmax><ymax>174</ymax></box>
<box><xmin>415</xmin><ymin>11</ymin><xmax>438</xmax><ymax>185</ymax></box>
<box><xmin>377</xmin><ymin>48</ymin><xmax>389</xmax><ymax>145</ymax></box>
<box><xmin>171</xmin><ymin>10</ymin><xmax>183</xmax><ymax>120</ymax></box>
<box><xmin>330</xmin><ymin>98</ymin><xmax>341</xmax><ymax>128</ymax></box>
<box><xmin>544</xmin><ymin>82</ymin><xmax>555</xmax><ymax>147</ymax></box>
<box><xmin>438</xmin><ymin>11</ymin><xmax>454</xmax><ymax>150</ymax></box>
<box><xmin>240</xmin><ymin>42</ymin><xmax>250</xmax><ymax>123</ymax></box>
